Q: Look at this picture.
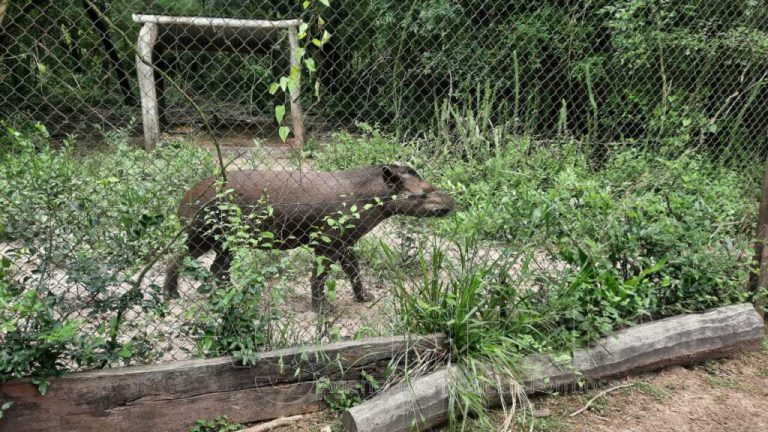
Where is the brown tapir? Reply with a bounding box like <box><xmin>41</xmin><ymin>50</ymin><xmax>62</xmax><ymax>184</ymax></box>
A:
<box><xmin>164</xmin><ymin>164</ymin><xmax>455</xmax><ymax>309</ymax></box>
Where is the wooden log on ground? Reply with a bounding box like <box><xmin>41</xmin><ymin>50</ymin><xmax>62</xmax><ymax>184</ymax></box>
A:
<box><xmin>342</xmin><ymin>304</ymin><xmax>765</xmax><ymax>432</ymax></box>
<box><xmin>0</xmin><ymin>333</ymin><xmax>446</xmax><ymax>432</ymax></box>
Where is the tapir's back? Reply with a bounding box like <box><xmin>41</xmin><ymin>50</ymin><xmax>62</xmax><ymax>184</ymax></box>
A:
<box><xmin>178</xmin><ymin>167</ymin><xmax>386</xmax><ymax>232</ymax></box>
<box><xmin>225</xmin><ymin>170</ymin><xmax>361</xmax><ymax>205</ymax></box>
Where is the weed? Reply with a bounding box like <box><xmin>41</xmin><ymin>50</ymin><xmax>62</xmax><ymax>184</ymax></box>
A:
<box><xmin>187</xmin><ymin>415</ymin><xmax>241</xmax><ymax>432</ymax></box>
<box><xmin>315</xmin><ymin>376</ymin><xmax>365</xmax><ymax>412</ymax></box>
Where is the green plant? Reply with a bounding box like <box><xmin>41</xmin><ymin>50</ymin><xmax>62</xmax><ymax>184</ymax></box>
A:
<box><xmin>187</xmin><ymin>415</ymin><xmax>241</xmax><ymax>432</ymax></box>
<box><xmin>0</xmin><ymin>400</ymin><xmax>13</xmax><ymax>420</ymax></box>
<box><xmin>0</xmin><ymin>124</ymin><xmax>217</xmax><ymax>380</ymax></box>
<box><xmin>180</xmin><ymin>192</ymin><xmax>281</xmax><ymax>364</ymax></box>
<box><xmin>315</xmin><ymin>376</ymin><xmax>365</xmax><ymax>411</ymax></box>
<box><xmin>311</xmin><ymin>92</ymin><xmax>758</xmax><ymax>427</ymax></box>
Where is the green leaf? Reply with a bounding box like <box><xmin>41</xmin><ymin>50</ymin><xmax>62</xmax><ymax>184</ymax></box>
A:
<box><xmin>320</xmin><ymin>0</ymin><xmax>330</xmax><ymax>7</ymax></box>
<box><xmin>302</xmin><ymin>0</ymin><xmax>310</xmax><ymax>9</ymax></box>
<box><xmin>0</xmin><ymin>401</ymin><xmax>13</xmax><ymax>419</ymax></box>
<box><xmin>268</xmin><ymin>82</ymin><xmax>280</xmax><ymax>95</ymax></box>
<box><xmin>32</xmin><ymin>378</ymin><xmax>49</xmax><ymax>396</ymax></box>
<box><xmin>119</xmin><ymin>343</ymin><xmax>133</xmax><ymax>358</ymax></box>
<box><xmin>275</xmin><ymin>105</ymin><xmax>286</xmax><ymax>124</ymax></box>
<box><xmin>304</xmin><ymin>57</ymin><xmax>316</xmax><ymax>72</ymax></box>
<box><xmin>279</xmin><ymin>77</ymin><xmax>289</xmax><ymax>92</ymax></box>
<box><xmin>312</xmin><ymin>38</ymin><xmax>323</xmax><ymax>48</ymax></box>
<box><xmin>279</xmin><ymin>126</ymin><xmax>290</xmax><ymax>143</ymax></box>
<box><xmin>298</xmin><ymin>23</ymin><xmax>309</xmax><ymax>39</ymax></box>
<box><xmin>36</xmin><ymin>63</ymin><xmax>46</xmax><ymax>75</ymax></box>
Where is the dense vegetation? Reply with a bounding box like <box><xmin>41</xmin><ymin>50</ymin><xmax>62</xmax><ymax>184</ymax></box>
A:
<box><xmin>0</xmin><ymin>0</ymin><xmax>765</xmax><ymax>426</ymax></box>
<box><xmin>2</xmin><ymin>1</ymin><xmax>768</xmax><ymax>157</ymax></box>
<box><xmin>0</xmin><ymin>87</ymin><xmax>759</xmax><ymax>388</ymax></box>
<box><xmin>313</xmin><ymin>93</ymin><xmax>758</xmax><ymax>354</ymax></box>
<box><xmin>0</xmin><ymin>124</ymin><xmax>216</xmax><ymax>384</ymax></box>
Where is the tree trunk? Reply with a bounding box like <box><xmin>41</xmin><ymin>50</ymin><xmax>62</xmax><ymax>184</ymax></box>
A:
<box><xmin>82</xmin><ymin>0</ymin><xmax>135</xmax><ymax>105</ymax></box>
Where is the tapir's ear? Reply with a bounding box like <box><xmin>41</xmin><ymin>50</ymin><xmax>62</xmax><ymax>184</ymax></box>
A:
<box><xmin>382</xmin><ymin>165</ymin><xmax>404</xmax><ymax>191</ymax></box>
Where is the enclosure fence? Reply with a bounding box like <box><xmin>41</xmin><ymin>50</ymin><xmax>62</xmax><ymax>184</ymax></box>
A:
<box><xmin>1</xmin><ymin>0</ymin><xmax>766</xmax><ymax>375</ymax></box>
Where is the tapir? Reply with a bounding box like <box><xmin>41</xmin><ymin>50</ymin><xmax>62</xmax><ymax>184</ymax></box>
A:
<box><xmin>163</xmin><ymin>164</ymin><xmax>456</xmax><ymax>309</ymax></box>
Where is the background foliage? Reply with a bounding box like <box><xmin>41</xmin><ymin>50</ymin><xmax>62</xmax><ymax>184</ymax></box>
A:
<box><xmin>0</xmin><ymin>0</ymin><xmax>763</xmax><ymax>401</ymax></box>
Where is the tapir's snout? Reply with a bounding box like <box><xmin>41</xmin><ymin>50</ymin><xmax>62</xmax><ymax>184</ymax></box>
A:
<box><xmin>424</xmin><ymin>191</ymin><xmax>456</xmax><ymax>216</ymax></box>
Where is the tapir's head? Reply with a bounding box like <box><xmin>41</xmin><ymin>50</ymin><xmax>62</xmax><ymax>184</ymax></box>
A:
<box><xmin>380</xmin><ymin>164</ymin><xmax>456</xmax><ymax>217</ymax></box>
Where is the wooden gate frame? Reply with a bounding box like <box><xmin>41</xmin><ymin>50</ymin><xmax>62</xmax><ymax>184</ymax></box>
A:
<box><xmin>132</xmin><ymin>14</ymin><xmax>305</xmax><ymax>150</ymax></box>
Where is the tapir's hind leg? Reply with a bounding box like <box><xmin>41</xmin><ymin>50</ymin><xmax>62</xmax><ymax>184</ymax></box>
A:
<box><xmin>164</xmin><ymin>234</ymin><xmax>210</xmax><ymax>299</ymax></box>
<box><xmin>211</xmin><ymin>247</ymin><xmax>233</xmax><ymax>283</ymax></box>
<box><xmin>339</xmin><ymin>249</ymin><xmax>373</xmax><ymax>303</ymax></box>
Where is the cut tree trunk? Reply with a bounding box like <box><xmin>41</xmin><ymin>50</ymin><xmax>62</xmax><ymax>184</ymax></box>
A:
<box><xmin>342</xmin><ymin>304</ymin><xmax>765</xmax><ymax>432</ymax></box>
<box><xmin>0</xmin><ymin>334</ymin><xmax>446</xmax><ymax>432</ymax></box>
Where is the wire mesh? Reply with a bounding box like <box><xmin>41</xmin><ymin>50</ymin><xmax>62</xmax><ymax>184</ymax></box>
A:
<box><xmin>0</xmin><ymin>0</ymin><xmax>765</xmax><ymax>374</ymax></box>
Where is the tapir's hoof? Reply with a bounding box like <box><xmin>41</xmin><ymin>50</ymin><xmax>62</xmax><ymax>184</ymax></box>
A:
<box><xmin>355</xmin><ymin>292</ymin><xmax>375</xmax><ymax>303</ymax></box>
<box><xmin>164</xmin><ymin>289</ymin><xmax>180</xmax><ymax>300</ymax></box>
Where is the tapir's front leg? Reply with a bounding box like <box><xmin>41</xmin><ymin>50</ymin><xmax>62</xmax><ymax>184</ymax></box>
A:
<box><xmin>339</xmin><ymin>249</ymin><xmax>374</xmax><ymax>303</ymax></box>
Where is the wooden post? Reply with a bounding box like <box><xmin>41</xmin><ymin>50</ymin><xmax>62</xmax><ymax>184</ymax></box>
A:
<box><xmin>0</xmin><ymin>0</ymin><xmax>11</xmax><ymax>27</ymax></box>
<box><xmin>749</xmin><ymin>156</ymin><xmax>768</xmax><ymax>318</ymax></box>
<box><xmin>287</xmin><ymin>24</ymin><xmax>305</xmax><ymax>148</ymax></box>
<box><xmin>136</xmin><ymin>22</ymin><xmax>159</xmax><ymax>150</ymax></box>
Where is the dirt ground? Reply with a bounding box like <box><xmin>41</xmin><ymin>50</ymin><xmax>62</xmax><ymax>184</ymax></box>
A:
<box><xmin>246</xmin><ymin>340</ymin><xmax>768</xmax><ymax>432</ymax></box>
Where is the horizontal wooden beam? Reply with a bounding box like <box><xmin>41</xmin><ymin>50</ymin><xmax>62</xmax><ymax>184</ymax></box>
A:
<box><xmin>132</xmin><ymin>14</ymin><xmax>302</xmax><ymax>29</ymax></box>
<box><xmin>0</xmin><ymin>334</ymin><xmax>447</xmax><ymax>432</ymax></box>
<box><xmin>342</xmin><ymin>304</ymin><xmax>766</xmax><ymax>432</ymax></box>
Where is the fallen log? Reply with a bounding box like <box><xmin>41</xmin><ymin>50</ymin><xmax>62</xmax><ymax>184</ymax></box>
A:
<box><xmin>342</xmin><ymin>304</ymin><xmax>765</xmax><ymax>432</ymax></box>
<box><xmin>0</xmin><ymin>333</ymin><xmax>446</xmax><ymax>432</ymax></box>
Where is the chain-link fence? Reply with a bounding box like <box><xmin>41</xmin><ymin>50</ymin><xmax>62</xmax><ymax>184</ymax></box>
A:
<box><xmin>1</xmin><ymin>0</ymin><xmax>766</xmax><ymax>377</ymax></box>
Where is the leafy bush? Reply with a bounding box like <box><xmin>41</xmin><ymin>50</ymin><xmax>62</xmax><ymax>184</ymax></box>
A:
<box><xmin>314</xmin><ymin>95</ymin><xmax>757</xmax><ymax>352</ymax></box>
<box><xmin>0</xmin><ymin>124</ymin><xmax>216</xmax><ymax>380</ymax></box>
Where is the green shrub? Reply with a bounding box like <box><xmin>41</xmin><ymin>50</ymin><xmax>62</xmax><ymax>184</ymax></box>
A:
<box><xmin>315</xmin><ymin>102</ymin><xmax>756</xmax><ymax>352</ymax></box>
<box><xmin>0</xmin><ymin>124</ymin><xmax>216</xmax><ymax>379</ymax></box>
